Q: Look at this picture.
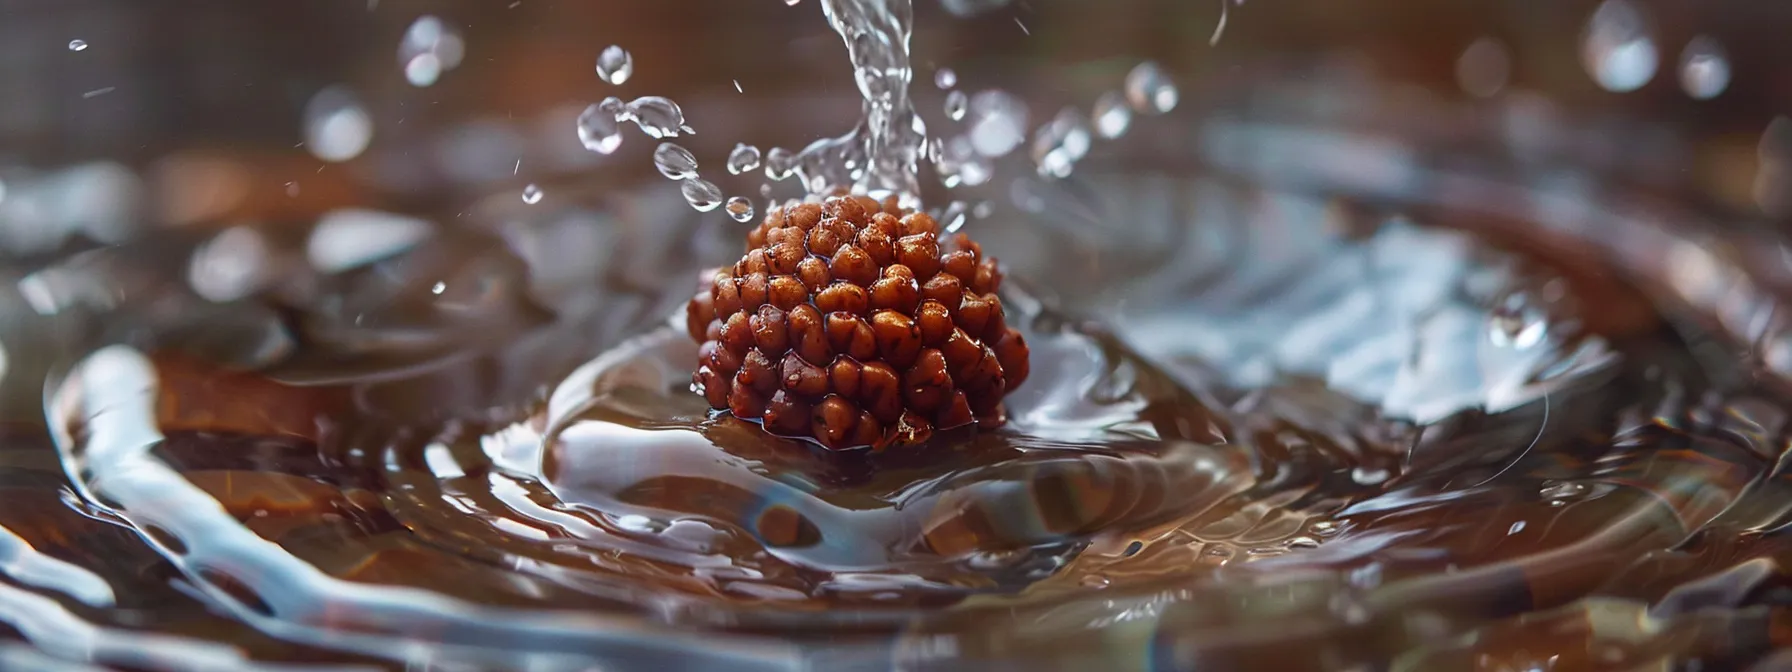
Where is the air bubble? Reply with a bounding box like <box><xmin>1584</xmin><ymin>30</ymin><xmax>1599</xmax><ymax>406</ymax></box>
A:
<box><xmin>681</xmin><ymin>178</ymin><xmax>723</xmax><ymax>212</ymax></box>
<box><xmin>1091</xmin><ymin>91</ymin><xmax>1132</xmax><ymax>139</ymax></box>
<box><xmin>596</xmin><ymin>45</ymin><xmax>634</xmax><ymax>85</ymax></box>
<box><xmin>727</xmin><ymin>144</ymin><xmax>762</xmax><ymax>175</ymax></box>
<box><xmin>1678</xmin><ymin>36</ymin><xmax>1730</xmax><ymax>100</ymax></box>
<box><xmin>725</xmin><ymin>196</ymin><xmax>755</xmax><ymax>222</ymax></box>
<box><xmin>943</xmin><ymin>90</ymin><xmax>968</xmax><ymax>121</ymax></box>
<box><xmin>1581</xmin><ymin>0</ymin><xmax>1658</xmax><ymax>93</ymax></box>
<box><xmin>521</xmin><ymin>184</ymin><xmax>543</xmax><ymax>204</ymax></box>
<box><xmin>576</xmin><ymin>103</ymin><xmax>623</xmax><ymax>154</ymax></box>
<box><xmin>1124</xmin><ymin>61</ymin><xmax>1179</xmax><ymax>114</ymax></box>
<box><xmin>653</xmin><ymin>143</ymin><xmax>699</xmax><ymax>180</ymax></box>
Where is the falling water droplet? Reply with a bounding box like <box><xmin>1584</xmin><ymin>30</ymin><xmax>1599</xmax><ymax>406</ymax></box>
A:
<box><xmin>934</xmin><ymin>68</ymin><xmax>957</xmax><ymax>90</ymax></box>
<box><xmin>1090</xmin><ymin>91</ymin><xmax>1132</xmax><ymax>139</ymax></box>
<box><xmin>398</xmin><ymin>15</ymin><xmax>464</xmax><ymax>88</ymax></box>
<box><xmin>1031</xmin><ymin>107</ymin><xmax>1093</xmax><ymax>179</ymax></box>
<box><xmin>1540</xmin><ymin>480</ymin><xmax>1590</xmax><ymax>503</ymax></box>
<box><xmin>764</xmin><ymin>147</ymin><xmax>796</xmax><ymax>181</ymax></box>
<box><xmin>303</xmin><ymin>86</ymin><xmax>374</xmax><ymax>163</ymax></box>
<box><xmin>727</xmin><ymin>144</ymin><xmax>762</xmax><ymax>175</ymax></box>
<box><xmin>943</xmin><ymin>90</ymin><xmax>968</xmax><ymax>121</ymax></box>
<box><xmin>934</xmin><ymin>135</ymin><xmax>994</xmax><ymax>188</ymax></box>
<box><xmin>1678</xmin><ymin>35</ymin><xmax>1730</xmax><ymax>100</ymax></box>
<box><xmin>972</xmin><ymin>201</ymin><xmax>993</xmax><ymax>219</ymax></box>
<box><xmin>625</xmin><ymin>96</ymin><xmax>690</xmax><ymax>139</ymax></box>
<box><xmin>1124</xmin><ymin>61</ymin><xmax>1179</xmax><ymax>114</ymax></box>
<box><xmin>599</xmin><ymin>96</ymin><xmax>627</xmax><ymax>120</ymax></box>
<box><xmin>725</xmin><ymin>196</ymin><xmax>755</xmax><ymax>222</ymax></box>
<box><xmin>596</xmin><ymin>45</ymin><xmax>634</xmax><ymax>85</ymax></box>
<box><xmin>576</xmin><ymin>103</ymin><xmax>623</xmax><ymax>154</ymax></box>
<box><xmin>67</xmin><ymin>39</ymin><xmax>87</xmax><ymax>52</ymax></box>
<box><xmin>682</xmin><ymin>178</ymin><xmax>723</xmax><ymax>212</ymax></box>
<box><xmin>1581</xmin><ymin>0</ymin><xmax>1658</xmax><ymax>93</ymax></box>
<box><xmin>1456</xmin><ymin>37</ymin><xmax>1512</xmax><ymax>98</ymax></box>
<box><xmin>965</xmin><ymin>90</ymin><xmax>1029</xmax><ymax>157</ymax></box>
<box><xmin>785</xmin><ymin>0</ymin><xmax>801</xmax><ymax>5</ymax></box>
<box><xmin>521</xmin><ymin>184</ymin><xmax>543</xmax><ymax>204</ymax></box>
<box><xmin>939</xmin><ymin>201</ymin><xmax>969</xmax><ymax>232</ymax></box>
<box><xmin>653</xmin><ymin>143</ymin><xmax>699</xmax><ymax>180</ymax></box>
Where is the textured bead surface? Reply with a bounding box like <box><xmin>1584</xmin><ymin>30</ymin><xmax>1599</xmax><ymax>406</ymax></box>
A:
<box><xmin>688</xmin><ymin>197</ymin><xmax>1029</xmax><ymax>451</ymax></box>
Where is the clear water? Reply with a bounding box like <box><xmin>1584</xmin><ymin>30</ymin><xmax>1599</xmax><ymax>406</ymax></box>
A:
<box><xmin>1</xmin><ymin>1</ymin><xmax>1788</xmax><ymax>671</ymax></box>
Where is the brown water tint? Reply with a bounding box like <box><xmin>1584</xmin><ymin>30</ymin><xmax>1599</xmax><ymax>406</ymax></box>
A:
<box><xmin>13</xmin><ymin>152</ymin><xmax>1792</xmax><ymax>670</ymax></box>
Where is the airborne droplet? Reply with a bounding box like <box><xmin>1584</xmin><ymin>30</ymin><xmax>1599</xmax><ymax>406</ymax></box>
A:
<box><xmin>596</xmin><ymin>45</ymin><xmax>634</xmax><ymax>85</ymax></box>
<box><xmin>725</xmin><ymin>196</ymin><xmax>755</xmax><ymax>222</ymax></box>
<box><xmin>576</xmin><ymin>103</ymin><xmax>623</xmax><ymax>154</ymax></box>
<box><xmin>521</xmin><ymin>184</ymin><xmax>543</xmax><ymax>204</ymax></box>
<box><xmin>653</xmin><ymin>143</ymin><xmax>699</xmax><ymax>180</ymax></box>
<box><xmin>1124</xmin><ymin>61</ymin><xmax>1178</xmax><ymax>114</ymax></box>
<box><xmin>681</xmin><ymin>178</ymin><xmax>723</xmax><ymax>212</ymax></box>
<box><xmin>727</xmin><ymin>144</ymin><xmax>762</xmax><ymax>175</ymax></box>
<box><xmin>625</xmin><ymin>96</ymin><xmax>691</xmax><ymax>139</ymax></box>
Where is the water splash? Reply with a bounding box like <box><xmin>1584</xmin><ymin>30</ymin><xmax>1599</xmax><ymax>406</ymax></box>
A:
<box><xmin>787</xmin><ymin>0</ymin><xmax>926</xmax><ymax>202</ymax></box>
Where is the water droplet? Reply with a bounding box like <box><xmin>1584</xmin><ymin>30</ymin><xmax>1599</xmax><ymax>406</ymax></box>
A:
<box><xmin>521</xmin><ymin>184</ymin><xmax>543</xmax><ymax>204</ymax></box>
<box><xmin>1507</xmin><ymin>520</ymin><xmax>1526</xmax><ymax>535</ymax></box>
<box><xmin>1078</xmin><ymin>574</ymin><xmax>1110</xmax><ymax>589</ymax></box>
<box><xmin>1350</xmin><ymin>465</ymin><xmax>1390</xmax><ymax>485</ymax></box>
<box><xmin>1285</xmin><ymin>536</ymin><xmax>1321</xmax><ymax>550</ymax></box>
<box><xmin>284</xmin><ymin>182</ymin><xmax>300</xmax><ymax>197</ymax></box>
<box><xmin>681</xmin><ymin>178</ymin><xmax>723</xmax><ymax>212</ymax></box>
<box><xmin>596</xmin><ymin>45</ymin><xmax>633</xmax><ymax>85</ymax></box>
<box><xmin>1581</xmin><ymin>0</ymin><xmax>1658</xmax><ymax>93</ymax></box>
<box><xmin>653</xmin><ymin>143</ymin><xmax>699</xmax><ymax>180</ymax></box>
<box><xmin>188</xmin><ymin>227</ymin><xmax>271</xmax><ymax>303</ymax></box>
<box><xmin>576</xmin><ymin>103</ymin><xmax>623</xmax><ymax>154</ymax></box>
<box><xmin>785</xmin><ymin>0</ymin><xmax>801</xmax><ymax>5</ymax></box>
<box><xmin>764</xmin><ymin>147</ymin><xmax>796</xmax><ymax>181</ymax></box>
<box><xmin>1124</xmin><ymin>61</ymin><xmax>1179</xmax><ymax>114</ymax></box>
<box><xmin>934</xmin><ymin>68</ymin><xmax>957</xmax><ymax>90</ymax></box>
<box><xmin>1456</xmin><ymin>37</ymin><xmax>1511</xmax><ymax>98</ymax></box>
<box><xmin>303</xmin><ymin>86</ymin><xmax>374</xmax><ymax>163</ymax></box>
<box><xmin>725</xmin><ymin>196</ymin><xmax>755</xmax><ymax>222</ymax></box>
<box><xmin>625</xmin><ymin>96</ymin><xmax>690</xmax><ymax>139</ymax></box>
<box><xmin>1310</xmin><ymin>520</ymin><xmax>1340</xmax><ymax>536</ymax></box>
<box><xmin>1090</xmin><ymin>91</ymin><xmax>1132</xmax><ymax>139</ymax></box>
<box><xmin>598</xmin><ymin>96</ymin><xmax>627</xmax><ymax>119</ymax></box>
<box><xmin>938</xmin><ymin>201</ymin><xmax>969</xmax><ymax>233</ymax></box>
<box><xmin>727</xmin><ymin>144</ymin><xmax>762</xmax><ymax>175</ymax></box>
<box><xmin>398</xmin><ymin>15</ymin><xmax>464</xmax><ymax>88</ymax></box>
<box><xmin>1540</xmin><ymin>480</ymin><xmax>1590</xmax><ymax>502</ymax></box>
<box><xmin>972</xmin><ymin>201</ymin><xmax>993</xmax><ymax>218</ymax></box>
<box><xmin>1031</xmin><ymin>106</ymin><xmax>1093</xmax><ymax>179</ymax></box>
<box><xmin>1488</xmin><ymin>298</ymin><xmax>1548</xmax><ymax>349</ymax></box>
<box><xmin>934</xmin><ymin>135</ymin><xmax>993</xmax><ymax>188</ymax></box>
<box><xmin>67</xmin><ymin>40</ymin><xmax>87</xmax><ymax>52</ymax></box>
<box><xmin>1678</xmin><ymin>35</ymin><xmax>1730</xmax><ymax>100</ymax></box>
<box><xmin>965</xmin><ymin>90</ymin><xmax>1029</xmax><ymax>158</ymax></box>
<box><xmin>943</xmin><ymin>90</ymin><xmax>968</xmax><ymax>121</ymax></box>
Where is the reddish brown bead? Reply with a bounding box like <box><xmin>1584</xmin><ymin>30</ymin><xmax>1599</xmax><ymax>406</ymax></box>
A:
<box><xmin>811</xmin><ymin>395</ymin><xmax>859</xmax><ymax>449</ymax></box>
<box><xmin>815</xmin><ymin>282</ymin><xmax>871</xmax><ymax>315</ymax></box>
<box><xmin>825</xmin><ymin>313</ymin><xmax>878</xmax><ymax>361</ymax></box>
<box><xmin>689</xmin><ymin>198</ymin><xmax>1028</xmax><ymax>451</ymax></box>
<box><xmin>797</xmin><ymin>257</ymin><xmax>831</xmax><ymax>292</ymax></box>
<box><xmin>916</xmin><ymin>300</ymin><xmax>954</xmax><ymax>346</ymax></box>
<box><xmin>869</xmin><ymin>276</ymin><xmax>920</xmax><ymax>314</ymax></box>
<box><xmin>786</xmin><ymin>203</ymin><xmax>822</xmax><ymax>231</ymax></box>
<box><xmin>764</xmin><ymin>390</ymin><xmax>812</xmax><ymax>435</ymax></box>
<box><xmin>895</xmin><ymin>233</ymin><xmax>941</xmax><ymax>280</ymax></box>
<box><xmin>768</xmin><ymin>275</ymin><xmax>809</xmax><ymax>311</ymax></box>
<box><xmin>871</xmin><ymin>310</ymin><xmax>923</xmax><ymax>370</ymax></box>
<box><xmin>749</xmin><ymin>305</ymin><xmax>789</xmax><ymax>357</ymax></box>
